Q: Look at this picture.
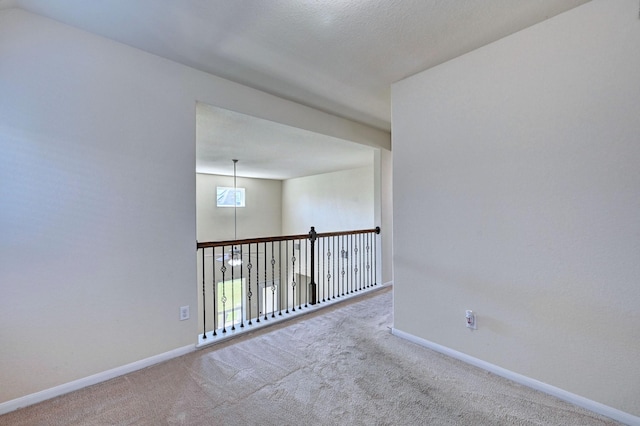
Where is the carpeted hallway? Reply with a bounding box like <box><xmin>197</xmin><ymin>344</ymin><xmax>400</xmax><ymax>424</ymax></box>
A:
<box><xmin>1</xmin><ymin>286</ymin><xmax>621</xmax><ymax>425</ymax></box>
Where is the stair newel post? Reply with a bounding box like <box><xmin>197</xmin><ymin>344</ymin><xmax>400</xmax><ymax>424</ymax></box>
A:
<box><xmin>309</xmin><ymin>226</ymin><xmax>318</xmax><ymax>305</ymax></box>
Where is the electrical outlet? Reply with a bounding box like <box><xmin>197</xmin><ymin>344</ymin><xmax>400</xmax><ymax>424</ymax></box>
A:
<box><xmin>465</xmin><ymin>310</ymin><xmax>476</xmax><ymax>330</ymax></box>
<box><xmin>180</xmin><ymin>305</ymin><xmax>190</xmax><ymax>321</ymax></box>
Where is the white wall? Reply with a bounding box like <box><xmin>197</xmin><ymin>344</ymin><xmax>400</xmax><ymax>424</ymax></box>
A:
<box><xmin>282</xmin><ymin>166</ymin><xmax>374</xmax><ymax>235</ymax></box>
<box><xmin>0</xmin><ymin>8</ymin><xmax>390</xmax><ymax>406</ymax></box>
<box><xmin>281</xmin><ymin>155</ymin><xmax>393</xmax><ymax>285</ymax></box>
<box><xmin>392</xmin><ymin>0</ymin><xmax>639</xmax><ymax>417</ymax></box>
<box><xmin>378</xmin><ymin>149</ymin><xmax>393</xmax><ymax>285</ymax></box>
<box><xmin>196</xmin><ymin>173</ymin><xmax>282</xmax><ymax>241</ymax></box>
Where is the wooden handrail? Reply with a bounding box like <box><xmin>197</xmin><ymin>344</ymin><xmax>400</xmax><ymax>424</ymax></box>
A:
<box><xmin>196</xmin><ymin>226</ymin><xmax>380</xmax><ymax>249</ymax></box>
<box><xmin>316</xmin><ymin>226</ymin><xmax>380</xmax><ymax>238</ymax></box>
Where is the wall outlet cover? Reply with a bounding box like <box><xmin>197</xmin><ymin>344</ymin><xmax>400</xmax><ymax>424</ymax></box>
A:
<box><xmin>180</xmin><ymin>306</ymin><xmax>190</xmax><ymax>321</ymax></box>
<box><xmin>465</xmin><ymin>310</ymin><xmax>477</xmax><ymax>330</ymax></box>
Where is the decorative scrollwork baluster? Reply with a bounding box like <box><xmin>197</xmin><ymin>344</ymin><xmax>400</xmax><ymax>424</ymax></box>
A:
<box><xmin>271</xmin><ymin>241</ymin><xmax>276</xmax><ymax>318</ymax></box>
<box><xmin>291</xmin><ymin>245</ymin><xmax>297</xmax><ymax>312</ymax></box>
<box><xmin>220</xmin><ymin>247</ymin><xmax>227</xmax><ymax>333</ymax></box>
<box><xmin>326</xmin><ymin>244</ymin><xmax>332</xmax><ymax>300</ymax></box>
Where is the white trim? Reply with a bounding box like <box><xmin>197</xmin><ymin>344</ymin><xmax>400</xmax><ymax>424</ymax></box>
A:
<box><xmin>390</xmin><ymin>328</ymin><xmax>639</xmax><ymax>426</ymax></box>
<box><xmin>0</xmin><ymin>344</ymin><xmax>195</xmax><ymax>416</ymax></box>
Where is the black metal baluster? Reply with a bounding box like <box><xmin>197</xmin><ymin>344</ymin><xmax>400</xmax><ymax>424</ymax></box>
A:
<box><xmin>342</xmin><ymin>236</ymin><xmax>347</xmax><ymax>295</ymax></box>
<box><xmin>327</xmin><ymin>237</ymin><xmax>333</xmax><ymax>300</ymax></box>
<box><xmin>264</xmin><ymin>242</ymin><xmax>268</xmax><ymax>321</ymax></box>
<box><xmin>360</xmin><ymin>234</ymin><xmax>366</xmax><ymax>290</ymax></box>
<box><xmin>340</xmin><ymin>237</ymin><xmax>344</xmax><ymax>294</ymax></box>
<box><xmin>357</xmin><ymin>235</ymin><xmax>362</xmax><ymax>291</ymax></box>
<box><xmin>255</xmin><ymin>243</ymin><xmax>261</xmax><ymax>323</ymax></box>
<box><xmin>201</xmin><ymin>248</ymin><xmax>207</xmax><ymax>339</ymax></box>
<box><xmin>300</xmin><ymin>238</ymin><xmax>305</xmax><ymax>309</ymax></box>
<box><xmin>346</xmin><ymin>235</ymin><xmax>350</xmax><ymax>293</ymax></box>
<box><xmin>360</xmin><ymin>234</ymin><xmax>363</xmax><ymax>289</ymax></box>
<box><xmin>325</xmin><ymin>237</ymin><xmax>328</xmax><ymax>300</ymax></box>
<box><xmin>240</xmin><ymin>244</ymin><xmax>245</xmax><ymax>328</ymax></box>
<box><xmin>318</xmin><ymin>238</ymin><xmax>327</xmax><ymax>302</ymax></box>
<box><xmin>366</xmin><ymin>233</ymin><xmax>371</xmax><ymax>288</ymax></box>
<box><xmin>326</xmin><ymin>237</ymin><xmax>331</xmax><ymax>300</ymax></box>
<box><xmin>313</xmin><ymin>239</ymin><xmax>322</xmax><ymax>303</ymax></box>
<box><xmin>277</xmin><ymin>241</ymin><xmax>282</xmax><ymax>316</ymax></box>
<box><xmin>348</xmin><ymin>234</ymin><xmax>353</xmax><ymax>293</ymax></box>
<box><xmin>362</xmin><ymin>234</ymin><xmax>367</xmax><ymax>289</ymax></box>
<box><xmin>340</xmin><ymin>235</ymin><xmax>345</xmax><ymax>296</ymax></box>
<box><xmin>329</xmin><ymin>237</ymin><xmax>334</xmax><ymax>299</ymax></box>
<box><xmin>212</xmin><ymin>248</ymin><xmax>217</xmax><ymax>336</ymax></box>
<box><xmin>332</xmin><ymin>236</ymin><xmax>336</xmax><ymax>298</ymax></box>
<box><xmin>358</xmin><ymin>234</ymin><xmax>363</xmax><ymax>291</ymax></box>
<box><xmin>231</xmin><ymin>245</ymin><xmax>236</xmax><ymax>331</ymax></box>
<box><xmin>285</xmin><ymin>241</ymin><xmax>289</xmax><ymax>314</ymax></box>
<box><xmin>372</xmin><ymin>232</ymin><xmax>376</xmax><ymax>286</ymax></box>
<box><xmin>291</xmin><ymin>240</ymin><xmax>296</xmax><ymax>312</ymax></box>
<box><xmin>326</xmin><ymin>238</ymin><xmax>331</xmax><ymax>300</ymax></box>
<box><xmin>353</xmin><ymin>234</ymin><xmax>357</xmax><ymax>292</ymax></box>
<box><xmin>352</xmin><ymin>234</ymin><xmax>356</xmax><ymax>293</ymax></box>
<box><xmin>220</xmin><ymin>245</ymin><xmax>228</xmax><ymax>333</ymax></box>
<box><xmin>304</xmin><ymin>238</ymin><xmax>308</xmax><ymax>307</ymax></box>
<box><xmin>320</xmin><ymin>237</ymin><xmax>325</xmax><ymax>303</ymax></box>
<box><xmin>320</xmin><ymin>237</ymin><xmax>324</xmax><ymax>302</ymax></box>
<box><xmin>360</xmin><ymin>235</ymin><xmax>365</xmax><ymax>289</ymax></box>
<box><xmin>362</xmin><ymin>234</ymin><xmax>367</xmax><ymax>288</ymax></box>
<box><xmin>271</xmin><ymin>241</ymin><xmax>276</xmax><ymax>318</ymax></box>
<box><xmin>308</xmin><ymin>227</ymin><xmax>317</xmax><ymax>305</ymax></box>
<box><xmin>247</xmin><ymin>244</ymin><xmax>253</xmax><ymax>325</ymax></box>
<box><xmin>319</xmin><ymin>234</ymin><xmax>322</xmax><ymax>303</ymax></box>
<box><xmin>353</xmin><ymin>235</ymin><xmax>357</xmax><ymax>291</ymax></box>
<box><xmin>326</xmin><ymin>237</ymin><xmax>330</xmax><ymax>300</ymax></box>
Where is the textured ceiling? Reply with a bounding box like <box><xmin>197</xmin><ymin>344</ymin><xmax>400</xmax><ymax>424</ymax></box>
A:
<box><xmin>0</xmin><ymin>0</ymin><xmax>590</xmax><ymax>131</ymax></box>
<box><xmin>1</xmin><ymin>0</ymin><xmax>591</xmax><ymax>179</ymax></box>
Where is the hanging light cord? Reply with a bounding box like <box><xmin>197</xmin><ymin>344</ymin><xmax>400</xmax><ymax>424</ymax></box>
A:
<box><xmin>233</xmin><ymin>159</ymin><xmax>238</xmax><ymax>242</ymax></box>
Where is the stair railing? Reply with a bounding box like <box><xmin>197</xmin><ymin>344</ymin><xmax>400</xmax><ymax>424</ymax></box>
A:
<box><xmin>196</xmin><ymin>226</ymin><xmax>380</xmax><ymax>343</ymax></box>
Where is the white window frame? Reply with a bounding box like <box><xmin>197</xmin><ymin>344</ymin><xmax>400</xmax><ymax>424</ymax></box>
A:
<box><xmin>216</xmin><ymin>187</ymin><xmax>245</xmax><ymax>207</ymax></box>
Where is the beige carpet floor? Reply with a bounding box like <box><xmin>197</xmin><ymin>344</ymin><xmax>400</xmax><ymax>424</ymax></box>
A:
<box><xmin>0</xmin><ymin>286</ymin><xmax>622</xmax><ymax>425</ymax></box>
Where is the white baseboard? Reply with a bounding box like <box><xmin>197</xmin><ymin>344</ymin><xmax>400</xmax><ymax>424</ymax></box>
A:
<box><xmin>0</xmin><ymin>344</ymin><xmax>195</xmax><ymax>416</ymax></box>
<box><xmin>391</xmin><ymin>328</ymin><xmax>639</xmax><ymax>426</ymax></box>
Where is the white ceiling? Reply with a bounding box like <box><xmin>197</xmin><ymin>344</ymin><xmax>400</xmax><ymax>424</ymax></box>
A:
<box><xmin>1</xmin><ymin>0</ymin><xmax>591</xmax><ymax>179</ymax></box>
<box><xmin>197</xmin><ymin>103</ymin><xmax>374</xmax><ymax>179</ymax></box>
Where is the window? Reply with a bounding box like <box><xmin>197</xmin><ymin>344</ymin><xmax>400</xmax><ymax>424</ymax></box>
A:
<box><xmin>216</xmin><ymin>278</ymin><xmax>245</xmax><ymax>327</ymax></box>
<box><xmin>216</xmin><ymin>187</ymin><xmax>245</xmax><ymax>207</ymax></box>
